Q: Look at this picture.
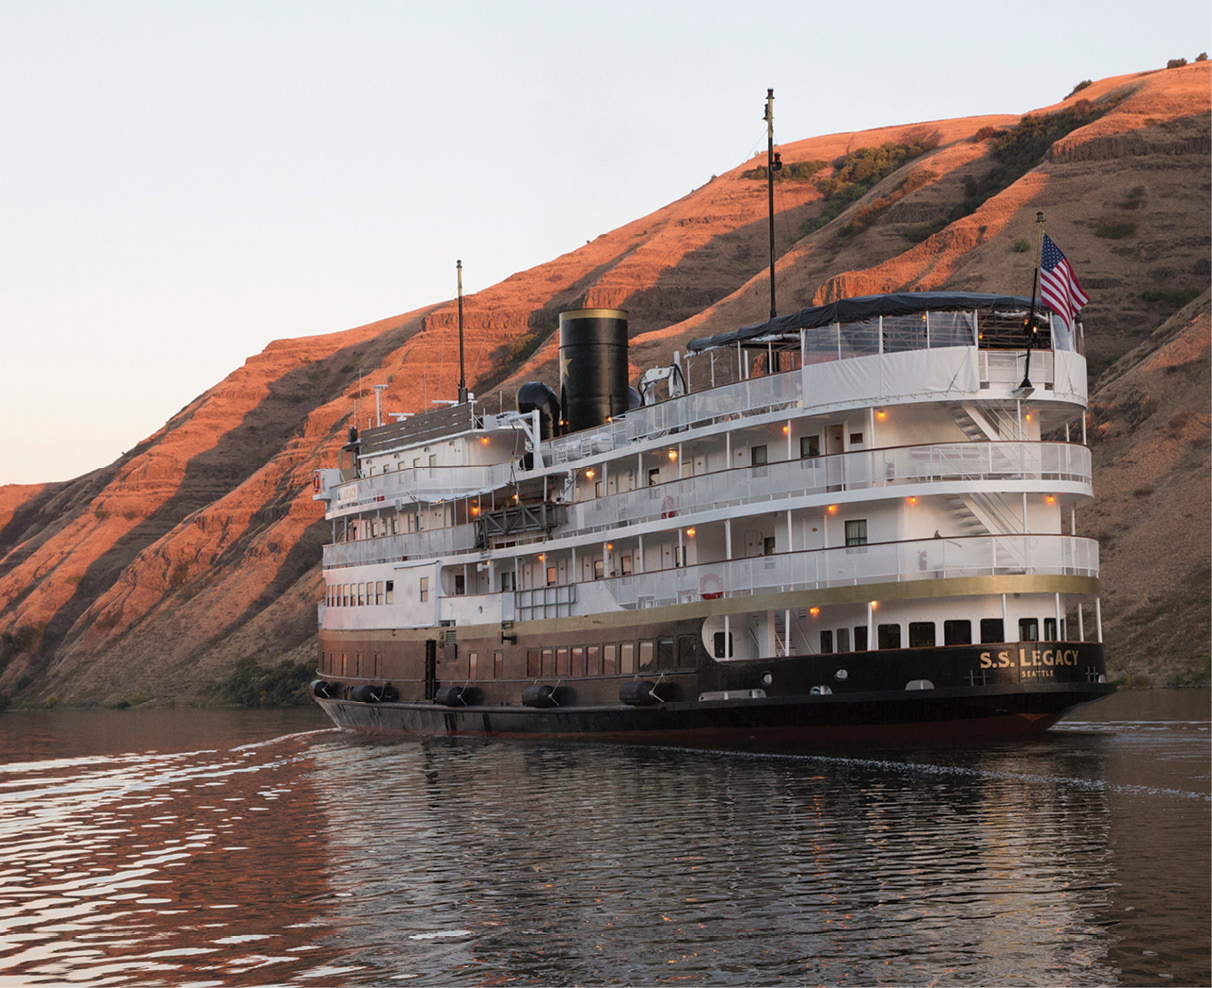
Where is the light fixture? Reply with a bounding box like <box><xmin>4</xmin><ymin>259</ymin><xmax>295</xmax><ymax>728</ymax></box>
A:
<box><xmin>876</xmin><ymin>409</ymin><xmax>887</xmax><ymax>421</ymax></box>
<box><xmin>827</xmin><ymin>504</ymin><xmax>838</xmax><ymax>515</ymax></box>
<box><xmin>782</xmin><ymin>425</ymin><xmax>790</xmax><ymax>435</ymax></box>
<box><xmin>668</xmin><ymin>449</ymin><xmax>678</xmax><ymax>461</ymax></box>
<box><xmin>585</xmin><ymin>469</ymin><xmax>595</xmax><ymax>479</ymax></box>
<box><xmin>686</xmin><ymin>527</ymin><xmax>696</xmax><ymax>538</ymax></box>
<box><xmin>907</xmin><ymin>496</ymin><xmax>917</xmax><ymax>505</ymax></box>
<box><xmin>480</xmin><ymin>437</ymin><xmax>490</xmax><ymax>445</ymax></box>
<box><xmin>809</xmin><ymin>606</ymin><xmax>820</xmax><ymax>617</ymax></box>
<box><xmin>1046</xmin><ymin>495</ymin><xmax>1056</xmax><ymax>504</ymax></box>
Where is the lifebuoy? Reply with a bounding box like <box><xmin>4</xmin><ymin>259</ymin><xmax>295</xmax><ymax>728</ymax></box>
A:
<box><xmin>700</xmin><ymin>573</ymin><xmax>723</xmax><ymax>600</ymax></box>
<box><xmin>312</xmin><ymin>472</ymin><xmax>321</xmax><ymax>493</ymax></box>
<box><xmin>660</xmin><ymin>495</ymin><xmax>677</xmax><ymax>519</ymax></box>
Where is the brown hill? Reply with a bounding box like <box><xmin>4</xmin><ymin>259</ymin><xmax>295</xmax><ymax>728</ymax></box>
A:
<box><xmin>1</xmin><ymin>62</ymin><xmax>1208</xmax><ymax>705</ymax></box>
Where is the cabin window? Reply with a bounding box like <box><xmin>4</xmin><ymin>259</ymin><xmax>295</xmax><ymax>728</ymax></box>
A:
<box><xmin>469</xmin><ymin>651</ymin><xmax>479</xmax><ymax>679</ymax></box>
<box><xmin>594</xmin><ymin>481</ymin><xmax>603</xmax><ymax>497</ymax></box>
<box><xmin>657</xmin><ymin>637</ymin><xmax>675</xmax><ymax>670</ymax></box>
<box><xmin>454</xmin><ymin>574</ymin><xmax>465</xmax><ymax>596</ymax></box>
<box><xmin>385</xmin><ymin>580</ymin><xmax>394</xmax><ymax>604</ymax></box>
<box><xmin>854</xmin><ymin>627</ymin><xmax>868</xmax><ymax>651</ymax></box>
<box><xmin>594</xmin><ymin>559</ymin><xmax>605</xmax><ymax>580</ymax></box>
<box><xmin>763</xmin><ymin>537</ymin><xmax>776</xmax><ymax>556</ymax></box>
<box><xmin>820</xmin><ymin>630</ymin><xmax>834</xmax><ymax>654</ymax></box>
<box><xmin>648</xmin><ymin>467</ymin><xmax>661</xmax><ymax>486</ymax></box>
<box><xmin>357</xmin><ymin>583</ymin><xmax>366</xmax><ymax>606</ymax></box>
<box><xmin>1044</xmin><ymin>617</ymin><xmax>1059</xmax><ymax>640</ymax></box>
<box><xmin>355</xmin><ymin>652</ymin><xmax>364</xmax><ymax>676</ymax></box>
<box><xmin>713</xmin><ymin>632</ymin><xmax>733</xmax><ymax>659</ymax></box>
<box><xmin>500</xmin><ymin>571</ymin><xmax>514</xmax><ymax>592</ymax></box>
<box><xmin>546</xmin><ymin>566</ymin><xmax>557</xmax><ymax>586</ymax></box>
<box><xmin>493</xmin><ymin>651</ymin><xmax>504</xmax><ymax>678</ymax></box>
<box><xmin>980</xmin><ymin>618</ymin><xmax>1004</xmax><ymax>643</ymax></box>
<box><xmin>849</xmin><ymin>432</ymin><xmax>864</xmax><ymax>445</ymax></box>
<box><xmin>375</xmin><ymin>581</ymin><xmax>384</xmax><ymax>605</ymax></box>
<box><xmin>751</xmin><ymin>444</ymin><xmax>768</xmax><ymax>467</ymax></box>
<box><xmin>845</xmin><ymin>520</ymin><xmax>868</xmax><ymax>547</ymax></box>
<box><xmin>526</xmin><ymin>649</ymin><xmax>539</xmax><ymax>678</ymax></box>
<box><xmin>944</xmin><ymin>619</ymin><xmax>971</xmax><ymax>646</ymax></box>
<box><xmin>541</xmin><ymin>648</ymin><xmax>555</xmax><ymax>677</ymax></box>
<box><xmin>1019</xmin><ymin>618</ymin><xmax>1039</xmax><ymax>642</ymax></box>
<box><xmin>909</xmin><ymin>622</ymin><xmax>936</xmax><ymax>647</ymax></box>
<box><xmin>341</xmin><ymin>651</ymin><xmax>348</xmax><ymax>675</ymax></box>
<box><xmin>419</xmin><ymin>577</ymin><xmax>429</xmax><ymax>602</ymax></box>
<box><xmin>620</xmin><ymin>554</ymin><xmax>633</xmax><ymax>576</ymax></box>
<box><xmin>620</xmin><ymin>642</ymin><xmax>636</xmax><ymax>674</ymax></box>
<box><xmin>800</xmin><ymin>435</ymin><xmax>820</xmax><ymax>458</ymax></box>
<box><xmin>572</xmin><ymin>646</ymin><xmax>585</xmax><ymax>676</ymax></box>
<box><xmin>603</xmin><ymin>643</ymin><xmax>618</xmax><ymax>675</ymax></box>
<box><xmin>638</xmin><ymin>640</ymin><xmax>655</xmax><ymax>672</ymax></box>
<box><xmin>586</xmin><ymin>645</ymin><xmax>601</xmax><ymax>676</ymax></box>
<box><xmin>878</xmin><ymin>624</ymin><xmax>902</xmax><ymax>649</ymax></box>
<box><xmin>678</xmin><ymin>635</ymin><xmax>697</xmax><ymax>670</ymax></box>
<box><xmin>837</xmin><ymin>627</ymin><xmax>851</xmax><ymax>651</ymax></box>
<box><xmin>556</xmin><ymin>648</ymin><xmax>570</xmax><ymax>676</ymax></box>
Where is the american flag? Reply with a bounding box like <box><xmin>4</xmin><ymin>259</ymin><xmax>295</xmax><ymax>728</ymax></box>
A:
<box><xmin>1039</xmin><ymin>233</ymin><xmax>1089</xmax><ymax>328</ymax></box>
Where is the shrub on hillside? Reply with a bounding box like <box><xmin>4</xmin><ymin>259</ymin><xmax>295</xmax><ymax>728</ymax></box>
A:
<box><xmin>220</xmin><ymin>657</ymin><xmax>314</xmax><ymax>707</ymax></box>
<box><xmin>1166</xmin><ymin>58</ymin><xmax>1188</xmax><ymax>68</ymax></box>
<box><xmin>1066</xmin><ymin>80</ymin><xmax>1093</xmax><ymax>99</ymax></box>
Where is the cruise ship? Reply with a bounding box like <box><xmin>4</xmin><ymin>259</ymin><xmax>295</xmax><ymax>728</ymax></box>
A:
<box><xmin>310</xmin><ymin>293</ymin><xmax>1113</xmax><ymax>746</ymax></box>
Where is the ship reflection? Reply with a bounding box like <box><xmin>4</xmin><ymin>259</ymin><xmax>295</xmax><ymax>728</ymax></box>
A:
<box><xmin>304</xmin><ymin>729</ymin><xmax>1171</xmax><ymax>986</ymax></box>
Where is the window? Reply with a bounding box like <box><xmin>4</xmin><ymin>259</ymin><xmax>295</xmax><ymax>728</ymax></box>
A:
<box><xmin>639</xmin><ymin>640</ymin><xmax>656</xmax><ymax>672</ymax></box>
<box><xmin>1019</xmin><ymin>618</ymin><xmax>1039</xmax><ymax>642</ymax></box>
<box><xmin>678</xmin><ymin>636</ymin><xmax>697</xmax><ymax>670</ymax></box>
<box><xmin>419</xmin><ymin>577</ymin><xmax>429</xmax><ymax>603</ymax></box>
<box><xmin>375</xmin><ymin>581</ymin><xmax>384</xmax><ymax>605</ymax></box>
<box><xmin>820</xmin><ymin>629</ymin><xmax>834</xmax><ymax>653</ymax></box>
<box><xmin>619</xmin><ymin>554</ymin><xmax>633</xmax><ymax>576</ymax></box>
<box><xmin>546</xmin><ymin>566</ymin><xmax>557</xmax><ymax>586</ymax></box>
<box><xmin>944</xmin><ymin>620</ymin><xmax>972</xmax><ymax>646</ymax></box>
<box><xmin>878</xmin><ymin>623</ymin><xmax>902</xmax><ymax>649</ymax></box>
<box><xmin>763</xmin><ymin>536</ymin><xmax>776</xmax><ymax>556</ymax></box>
<box><xmin>845</xmin><ymin>520</ymin><xmax>868</xmax><ymax>547</ymax></box>
<box><xmin>454</xmin><ymin>574</ymin><xmax>465</xmax><ymax>596</ymax></box>
<box><xmin>493</xmin><ymin>651</ymin><xmax>504</xmax><ymax>678</ymax></box>
<box><xmin>980</xmin><ymin>618</ymin><xmax>1004</xmax><ymax>644</ymax></box>
<box><xmin>586</xmin><ymin>645</ymin><xmax>601</xmax><ymax>676</ymax></box>
<box><xmin>800</xmin><ymin>435</ymin><xmax>820</xmax><ymax>458</ymax></box>
<box><xmin>385</xmin><ymin>580</ymin><xmax>394</xmax><ymax>604</ymax></box>
<box><xmin>620</xmin><ymin>642</ymin><xmax>636</xmax><ymax>674</ymax></box>
<box><xmin>648</xmin><ymin>467</ymin><xmax>661</xmax><ymax>486</ymax></box>
<box><xmin>751</xmin><ymin>444</ymin><xmax>768</xmax><ymax>466</ymax></box>
<box><xmin>657</xmin><ymin>637</ymin><xmax>675</xmax><ymax>670</ymax></box>
<box><xmin>357</xmin><ymin>583</ymin><xmax>366</xmax><ymax>606</ymax></box>
<box><xmin>571</xmin><ymin>646</ymin><xmax>585</xmax><ymax>676</ymax></box>
<box><xmin>603</xmin><ymin>643</ymin><xmax>618</xmax><ymax>675</ymax></box>
<box><xmin>556</xmin><ymin>648</ymin><xmax>569</xmax><ymax>676</ymax></box>
<box><xmin>526</xmin><ymin>649</ymin><xmax>539</xmax><ymax>677</ymax></box>
<box><xmin>541</xmin><ymin>648</ymin><xmax>555</xmax><ymax>677</ymax></box>
<box><xmin>850</xmin><ymin>432</ymin><xmax>864</xmax><ymax>444</ymax></box>
<box><xmin>854</xmin><ymin>627</ymin><xmax>868</xmax><ymax>651</ymax></box>
<box><xmin>469</xmin><ymin>651</ymin><xmax>479</xmax><ymax>679</ymax></box>
<box><xmin>500</xmin><ymin>571</ymin><xmax>514</xmax><ymax>592</ymax></box>
<box><xmin>594</xmin><ymin>559</ymin><xmax>605</xmax><ymax>580</ymax></box>
<box><xmin>837</xmin><ymin>627</ymin><xmax>851</xmax><ymax>652</ymax></box>
<box><xmin>909</xmin><ymin>622</ymin><xmax>936</xmax><ymax>647</ymax></box>
<box><xmin>713</xmin><ymin>632</ymin><xmax>733</xmax><ymax>659</ymax></box>
<box><xmin>1044</xmin><ymin>617</ymin><xmax>1059</xmax><ymax>640</ymax></box>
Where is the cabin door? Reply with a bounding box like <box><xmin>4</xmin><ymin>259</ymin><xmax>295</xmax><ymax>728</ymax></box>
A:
<box><xmin>825</xmin><ymin>423</ymin><xmax>845</xmax><ymax>491</ymax></box>
<box><xmin>424</xmin><ymin>640</ymin><xmax>437</xmax><ymax>701</ymax></box>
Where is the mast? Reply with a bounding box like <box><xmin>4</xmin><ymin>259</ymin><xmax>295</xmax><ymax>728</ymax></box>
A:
<box><xmin>764</xmin><ymin>88</ymin><xmax>782</xmax><ymax>321</ymax></box>
<box><xmin>1019</xmin><ymin>211</ymin><xmax>1045</xmax><ymax>391</ymax></box>
<box><xmin>457</xmin><ymin>259</ymin><xmax>468</xmax><ymax>404</ymax></box>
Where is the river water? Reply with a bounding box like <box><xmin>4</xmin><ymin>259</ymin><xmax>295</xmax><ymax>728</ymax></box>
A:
<box><xmin>0</xmin><ymin>691</ymin><xmax>1207</xmax><ymax>987</ymax></box>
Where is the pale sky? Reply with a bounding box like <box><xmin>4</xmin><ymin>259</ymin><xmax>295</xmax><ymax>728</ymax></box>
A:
<box><xmin>2</xmin><ymin>0</ymin><xmax>1207</xmax><ymax>485</ymax></box>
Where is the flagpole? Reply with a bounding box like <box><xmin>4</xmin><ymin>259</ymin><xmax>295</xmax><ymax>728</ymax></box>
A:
<box><xmin>1019</xmin><ymin>211</ymin><xmax>1045</xmax><ymax>391</ymax></box>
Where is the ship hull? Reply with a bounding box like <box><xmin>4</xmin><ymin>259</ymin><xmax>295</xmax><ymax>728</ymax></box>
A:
<box><xmin>312</xmin><ymin>639</ymin><xmax>1113</xmax><ymax>749</ymax></box>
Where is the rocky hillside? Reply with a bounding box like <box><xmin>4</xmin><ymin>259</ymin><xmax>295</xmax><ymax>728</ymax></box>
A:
<box><xmin>1</xmin><ymin>62</ymin><xmax>1208</xmax><ymax>706</ymax></box>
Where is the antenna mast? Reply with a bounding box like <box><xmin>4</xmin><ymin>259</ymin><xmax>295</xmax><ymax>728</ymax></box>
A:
<box><xmin>765</xmin><ymin>88</ymin><xmax>782</xmax><ymax>321</ymax></box>
<box><xmin>457</xmin><ymin>260</ymin><xmax>468</xmax><ymax>404</ymax></box>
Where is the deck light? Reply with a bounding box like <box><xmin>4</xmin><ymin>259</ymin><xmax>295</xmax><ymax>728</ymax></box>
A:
<box><xmin>585</xmin><ymin>469</ymin><xmax>595</xmax><ymax>479</ymax></box>
<box><xmin>1046</xmin><ymin>495</ymin><xmax>1056</xmax><ymax>504</ymax></box>
<box><xmin>686</xmin><ymin>527</ymin><xmax>696</xmax><ymax>538</ymax></box>
<box><xmin>876</xmin><ymin>410</ymin><xmax>887</xmax><ymax>421</ymax></box>
<box><xmin>809</xmin><ymin>607</ymin><xmax>820</xmax><ymax>617</ymax></box>
<box><xmin>668</xmin><ymin>449</ymin><xmax>678</xmax><ymax>461</ymax></box>
<box><xmin>827</xmin><ymin>504</ymin><xmax>838</xmax><ymax>515</ymax></box>
<box><xmin>907</xmin><ymin>496</ymin><xmax>917</xmax><ymax>505</ymax></box>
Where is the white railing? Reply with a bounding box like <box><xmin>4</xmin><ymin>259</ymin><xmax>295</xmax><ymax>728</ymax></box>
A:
<box><xmin>603</xmin><ymin>534</ymin><xmax>1097</xmax><ymax>609</ymax></box>
<box><xmin>322</xmin><ymin>523</ymin><xmax>479</xmax><ymax>569</ymax></box>
<box><xmin>334</xmin><ymin>462</ymin><xmax>514</xmax><ymax>512</ymax></box>
<box><xmin>564</xmin><ymin>441</ymin><xmax>1091</xmax><ymax>538</ymax></box>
